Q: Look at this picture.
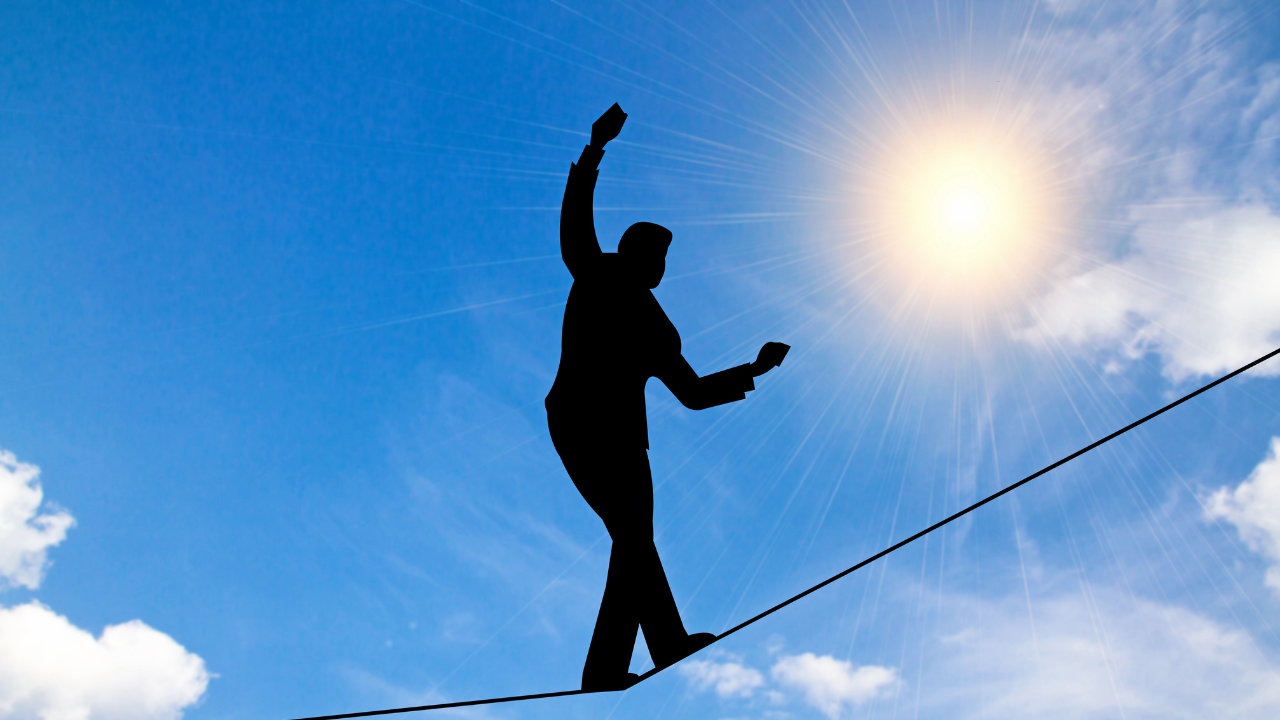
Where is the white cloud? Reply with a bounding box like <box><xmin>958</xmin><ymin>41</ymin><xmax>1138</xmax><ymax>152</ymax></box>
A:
<box><xmin>1023</xmin><ymin>203</ymin><xmax>1280</xmax><ymax>381</ymax></box>
<box><xmin>1205</xmin><ymin>436</ymin><xmax>1280</xmax><ymax>591</ymax></box>
<box><xmin>0</xmin><ymin>448</ymin><xmax>209</xmax><ymax>720</ymax></box>
<box><xmin>0</xmin><ymin>450</ymin><xmax>74</xmax><ymax>590</ymax></box>
<box><xmin>680</xmin><ymin>655</ymin><xmax>765</xmax><ymax>699</ymax></box>
<box><xmin>770</xmin><ymin>653</ymin><xmax>900</xmax><ymax>719</ymax></box>
<box><xmin>1013</xmin><ymin>2</ymin><xmax>1280</xmax><ymax>381</ymax></box>
<box><xmin>928</xmin><ymin>590</ymin><xmax>1280</xmax><ymax>720</ymax></box>
<box><xmin>0</xmin><ymin>601</ymin><xmax>210</xmax><ymax>720</ymax></box>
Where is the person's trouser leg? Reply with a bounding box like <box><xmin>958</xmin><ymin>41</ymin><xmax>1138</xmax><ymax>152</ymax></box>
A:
<box><xmin>585</xmin><ymin>535</ymin><xmax>688</xmax><ymax>676</ymax></box>
<box><xmin>550</xmin><ymin>427</ymin><xmax>687</xmax><ymax>681</ymax></box>
<box><xmin>582</xmin><ymin>540</ymin><xmax>641</xmax><ymax>678</ymax></box>
<box><xmin>632</xmin><ymin>537</ymin><xmax>688</xmax><ymax>666</ymax></box>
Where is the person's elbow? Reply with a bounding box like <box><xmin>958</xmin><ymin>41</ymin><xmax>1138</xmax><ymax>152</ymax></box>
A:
<box><xmin>680</xmin><ymin>395</ymin><xmax>713</xmax><ymax>411</ymax></box>
<box><xmin>675</xmin><ymin>389</ymin><xmax>743</xmax><ymax>410</ymax></box>
<box><xmin>670</xmin><ymin>386</ymin><xmax>711</xmax><ymax>410</ymax></box>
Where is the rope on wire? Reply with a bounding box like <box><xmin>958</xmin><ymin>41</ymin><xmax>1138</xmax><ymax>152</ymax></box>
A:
<box><xmin>289</xmin><ymin>345</ymin><xmax>1280</xmax><ymax>720</ymax></box>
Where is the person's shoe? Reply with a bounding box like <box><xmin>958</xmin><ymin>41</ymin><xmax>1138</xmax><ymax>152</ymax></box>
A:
<box><xmin>654</xmin><ymin>632</ymin><xmax>717</xmax><ymax>671</ymax></box>
<box><xmin>581</xmin><ymin>671</ymin><xmax>640</xmax><ymax>692</ymax></box>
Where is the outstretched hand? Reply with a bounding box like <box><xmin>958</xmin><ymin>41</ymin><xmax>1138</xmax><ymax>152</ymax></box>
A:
<box><xmin>591</xmin><ymin>103</ymin><xmax>628</xmax><ymax>148</ymax></box>
<box><xmin>750</xmin><ymin>342</ymin><xmax>790</xmax><ymax>377</ymax></box>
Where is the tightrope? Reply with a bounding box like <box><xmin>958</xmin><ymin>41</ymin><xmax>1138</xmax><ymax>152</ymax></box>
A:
<box><xmin>290</xmin><ymin>346</ymin><xmax>1280</xmax><ymax>720</ymax></box>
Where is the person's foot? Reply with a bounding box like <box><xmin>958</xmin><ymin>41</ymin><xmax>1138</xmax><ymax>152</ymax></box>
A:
<box><xmin>655</xmin><ymin>632</ymin><xmax>717</xmax><ymax>671</ymax></box>
<box><xmin>581</xmin><ymin>671</ymin><xmax>640</xmax><ymax>692</ymax></box>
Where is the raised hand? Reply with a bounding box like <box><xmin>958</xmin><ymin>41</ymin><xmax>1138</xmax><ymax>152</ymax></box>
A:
<box><xmin>750</xmin><ymin>342</ymin><xmax>790</xmax><ymax>377</ymax></box>
<box><xmin>591</xmin><ymin>103</ymin><xmax>628</xmax><ymax>148</ymax></box>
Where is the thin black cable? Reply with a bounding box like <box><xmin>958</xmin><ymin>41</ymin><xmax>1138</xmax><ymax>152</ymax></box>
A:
<box><xmin>290</xmin><ymin>688</ymin><xmax>592</xmax><ymax>720</ymax></box>
<box><xmin>289</xmin><ymin>346</ymin><xmax>1279</xmax><ymax>720</ymax></box>
<box><xmin>717</xmin><ymin>346</ymin><xmax>1280</xmax><ymax>640</ymax></box>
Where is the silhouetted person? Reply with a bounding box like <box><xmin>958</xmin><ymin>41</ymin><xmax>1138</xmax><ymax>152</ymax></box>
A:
<box><xmin>547</xmin><ymin>103</ymin><xmax>790</xmax><ymax>691</ymax></box>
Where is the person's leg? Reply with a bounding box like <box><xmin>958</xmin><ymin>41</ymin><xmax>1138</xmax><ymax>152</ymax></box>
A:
<box><xmin>603</xmin><ymin>450</ymin><xmax>714</xmax><ymax>671</ymax></box>
<box><xmin>550</xmin><ymin>427</ymin><xmax>648</xmax><ymax>686</ymax></box>
<box><xmin>581</xmin><ymin>540</ymin><xmax>642</xmax><ymax>682</ymax></box>
<box><xmin>622</xmin><ymin>454</ymin><xmax>688</xmax><ymax>665</ymax></box>
<box><xmin>550</xmin><ymin>422</ymin><xmax>702</xmax><ymax>681</ymax></box>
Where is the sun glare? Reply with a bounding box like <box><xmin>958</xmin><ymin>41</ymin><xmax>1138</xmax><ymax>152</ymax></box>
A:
<box><xmin>896</xmin><ymin>146</ymin><xmax>1037</xmax><ymax>272</ymax></box>
<box><xmin>861</xmin><ymin>122</ymin><xmax>1062</xmax><ymax>306</ymax></box>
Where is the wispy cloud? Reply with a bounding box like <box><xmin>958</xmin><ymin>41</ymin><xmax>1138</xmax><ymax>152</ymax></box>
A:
<box><xmin>679</xmin><ymin>653</ymin><xmax>765</xmax><ymax>698</ymax></box>
<box><xmin>1022</xmin><ymin>203</ymin><xmax>1280</xmax><ymax>380</ymax></box>
<box><xmin>1017</xmin><ymin>2</ymin><xmax>1280</xmax><ymax>380</ymax></box>
<box><xmin>1205</xmin><ymin>436</ymin><xmax>1280</xmax><ymax>592</ymax></box>
<box><xmin>0</xmin><ymin>450</ymin><xmax>74</xmax><ymax>590</ymax></box>
<box><xmin>929</xmin><ymin>588</ymin><xmax>1280</xmax><ymax>719</ymax></box>
<box><xmin>337</xmin><ymin>665</ymin><xmax>500</xmax><ymax>720</ymax></box>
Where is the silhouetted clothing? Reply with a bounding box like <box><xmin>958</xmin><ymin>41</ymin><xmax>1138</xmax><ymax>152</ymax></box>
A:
<box><xmin>546</xmin><ymin>146</ymin><xmax>755</xmax><ymax>445</ymax></box>
<box><xmin>548</xmin><ymin>428</ymin><xmax>681</xmax><ymax>677</ymax></box>
<box><xmin>546</xmin><ymin>145</ymin><xmax>754</xmax><ymax>680</ymax></box>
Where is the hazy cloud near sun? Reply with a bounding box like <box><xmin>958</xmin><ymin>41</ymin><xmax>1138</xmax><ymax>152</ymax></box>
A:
<box><xmin>1206</xmin><ymin>436</ymin><xmax>1280</xmax><ymax>592</ymax></box>
<box><xmin>0</xmin><ymin>449</ymin><xmax>74</xmax><ymax>590</ymax></box>
<box><xmin>1018</xmin><ymin>2</ymin><xmax>1280</xmax><ymax>380</ymax></box>
<box><xmin>1022</xmin><ymin>203</ymin><xmax>1280</xmax><ymax>381</ymax></box>
<box><xmin>929</xmin><ymin>589</ymin><xmax>1280</xmax><ymax>719</ymax></box>
<box><xmin>681</xmin><ymin>585</ymin><xmax>1279</xmax><ymax>719</ymax></box>
<box><xmin>0</xmin><ymin>448</ymin><xmax>209</xmax><ymax>720</ymax></box>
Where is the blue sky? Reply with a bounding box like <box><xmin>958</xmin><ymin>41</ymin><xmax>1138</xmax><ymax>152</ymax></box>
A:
<box><xmin>3</xmin><ymin>1</ymin><xmax>1280</xmax><ymax>719</ymax></box>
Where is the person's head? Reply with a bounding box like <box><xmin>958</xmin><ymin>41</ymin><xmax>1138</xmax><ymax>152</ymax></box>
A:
<box><xmin>618</xmin><ymin>221</ymin><xmax>672</xmax><ymax>289</ymax></box>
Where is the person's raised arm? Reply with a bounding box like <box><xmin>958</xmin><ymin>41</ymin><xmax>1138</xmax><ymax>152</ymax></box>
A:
<box><xmin>656</xmin><ymin>343</ymin><xmax>790</xmax><ymax>411</ymax></box>
<box><xmin>560</xmin><ymin>103</ymin><xmax>627</xmax><ymax>280</ymax></box>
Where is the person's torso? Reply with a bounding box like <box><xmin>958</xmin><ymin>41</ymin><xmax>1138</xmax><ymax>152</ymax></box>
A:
<box><xmin>546</xmin><ymin>255</ymin><xmax>680</xmax><ymax>446</ymax></box>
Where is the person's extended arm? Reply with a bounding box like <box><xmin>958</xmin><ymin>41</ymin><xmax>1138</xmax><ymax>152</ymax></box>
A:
<box><xmin>657</xmin><ymin>342</ymin><xmax>790</xmax><ymax>410</ymax></box>
<box><xmin>560</xmin><ymin>104</ymin><xmax>627</xmax><ymax>280</ymax></box>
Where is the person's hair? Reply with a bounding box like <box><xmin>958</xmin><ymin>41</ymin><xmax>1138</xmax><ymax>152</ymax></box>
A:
<box><xmin>618</xmin><ymin>222</ymin><xmax>673</xmax><ymax>255</ymax></box>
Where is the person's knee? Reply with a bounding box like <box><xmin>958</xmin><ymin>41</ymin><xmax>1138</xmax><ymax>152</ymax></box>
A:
<box><xmin>600</xmin><ymin>506</ymin><xmax>653</xmax><ymax>539</ymax></box>
<box><xmin>605</xmin><ymin>519</ymin><xmax>653</xmax><ymax>544</ymax></box>
<box><xmin>608</xmin><ymin>526</ymin><xmax>655</xmax><ymax>553</ymax></box>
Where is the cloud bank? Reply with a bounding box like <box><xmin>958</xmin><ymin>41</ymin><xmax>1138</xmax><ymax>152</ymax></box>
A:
<box><xmin>0</xmin><ymin>450</ymin><xmax>74</xmax><ymax>590</ymax></box>
<box><xmin>1206</xmin><ymin>436</ymin><xmax>1280</xmax><ymax>591</ymax></box>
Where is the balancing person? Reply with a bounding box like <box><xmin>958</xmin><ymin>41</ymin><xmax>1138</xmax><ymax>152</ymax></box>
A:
<box><xmin>546</xmin><ymin>103</ymin><xmax>790</xmax><ymax>691</ymax></box>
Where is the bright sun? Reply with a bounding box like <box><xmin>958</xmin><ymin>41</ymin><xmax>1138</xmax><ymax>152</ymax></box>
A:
<box><xmin>866</xmin><ymin>126</ymin><xmax>1060</xmax><ymax>304</ymax></box>
<box><xmin>896</xmin><ymin>148</ymin><xmax>1030</xmax><ymax>270</ymax></box>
